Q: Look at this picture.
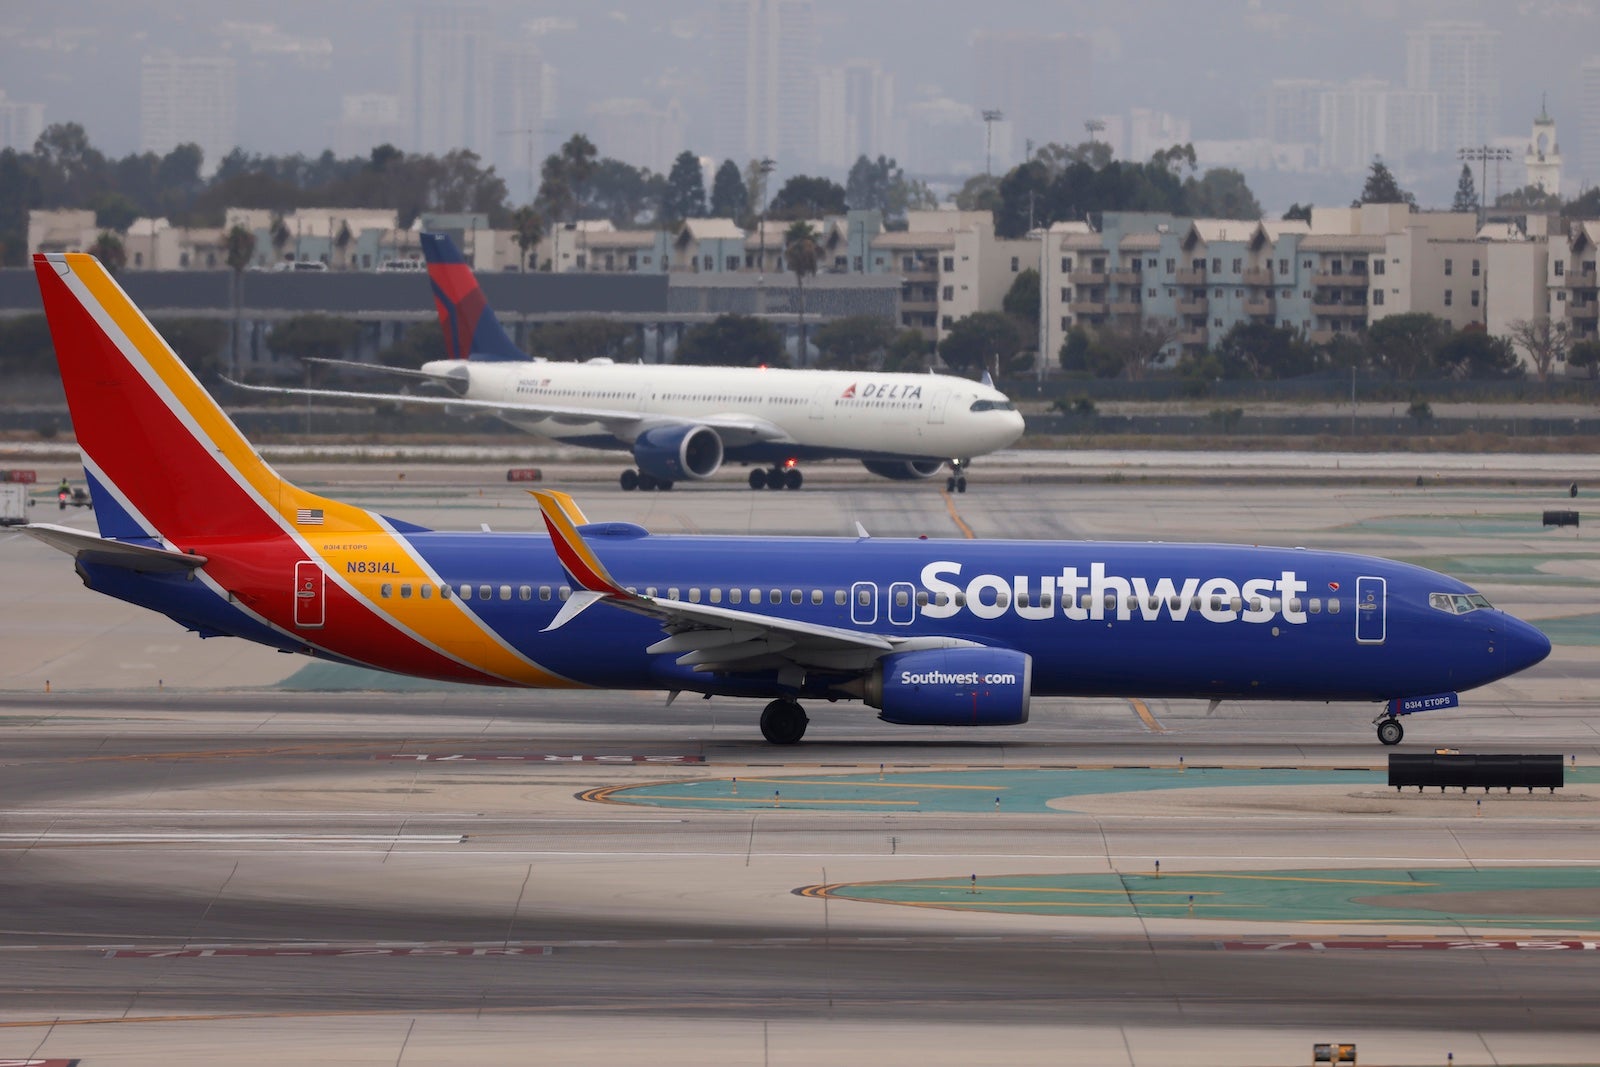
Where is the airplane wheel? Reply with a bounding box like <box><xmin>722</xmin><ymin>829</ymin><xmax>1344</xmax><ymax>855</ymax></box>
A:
<box><xmin>1377</xmin><ymin>718</ymin><xmax>1403</xmax><ymax>746</ymax></box>
<box><xmin>946</xmin><ymin>476</ymin><xmax>956</xmax><ymax>492</ymax></box>
<box><xmin>638</xmin><ymin>471</ymin><xmax>659</xmax><ymax>492</ymax></box>
<box><xmin>765</xmin><ymin>467</ymin><xmax>785</xmax><ymax>490</ymax></box>
<box><xmin>748</xmin><ymin>469</ymin><xmax>767</xmax><ymax>490</ymax></box>
<box><xmin>620</xmin><ymin>469</ymin><xmax>639</xmax><ymax>491</ymax></box>
<box><xmin>759</xmin><ymin>699</ymin><xmax>808</xmax><ymax>745</ymax></box>
<box><xmin>785</xmin><ymin>468</ymin><xmax>803</xmax><ymax>490</ymax></box>
<box><xmin>956</xmin><ymin>477</ymin><xmax>967</xmax><ymax>493</ymax></box>
<box><xmin>658</xmin><ymin>480</ymin><xmax>673</xmax><ymax>491</ymax></box>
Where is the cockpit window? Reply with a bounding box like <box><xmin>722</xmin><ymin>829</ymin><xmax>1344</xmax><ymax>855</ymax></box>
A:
<box><xmin>969</xmin><ymin>399</ymin><xmax>1017</xmax><ymax>412</ymax></box>
<box><xmin>1429</xmin><ymin>592</ymin><xmax>1493</xmax><ymax>614</ymax></box>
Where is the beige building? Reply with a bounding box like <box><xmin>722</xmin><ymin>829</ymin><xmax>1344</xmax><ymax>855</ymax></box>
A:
<box><xmin>1552</xmin><ymin>221</ymin><xmax>1600</xmax><ymax>344</ymax></box>
<box><xmin>868</xmin><ymin>210</ymin><xmax>1031</xmax><ymax>341</ymax></box>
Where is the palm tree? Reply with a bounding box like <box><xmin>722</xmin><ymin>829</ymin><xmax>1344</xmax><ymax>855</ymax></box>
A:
<box><xmin>223</xmin><ymin>224</ymin><xmax>257</xmax><ymax>378</ymax></box>
<box><xmin>512</xmin><ymin>205</ymin><xmax>544</xmax><ymax>272</ymax></box>
<box><xmin>785</xmin><ymin>220</ymin><xmax>819</xmax><ymax>365</ymax></box>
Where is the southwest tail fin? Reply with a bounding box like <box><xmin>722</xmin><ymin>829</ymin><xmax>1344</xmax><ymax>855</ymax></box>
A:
<box><xmin>32</xmin><ymin>253</ymin><xmax>379</xmax><ymax>545</ymax></box>
<box><xmin>419</xmin><ymin>232</ymin><xmax>526</xmax><ymax>362</ymax></box>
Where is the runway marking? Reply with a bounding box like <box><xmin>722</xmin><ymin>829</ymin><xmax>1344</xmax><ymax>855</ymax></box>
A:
<box><xmin>940</xmin><ymin>490</ymin><xmax>975</xmax><ymax>539</ymax></box>
<box><xmin>380</xmin><ymin>753</ymin><xmax>704</xmax><ymax>763</ymax></box>
<box><xmin>1129</xmin><ymin>698</ymin><xmax>1165</xmax><ymax>733</ymax></box>
<box><xmin>0</xmin><ymin>833</ymin><xmax>463</xmax><ymax>844</ymax></box>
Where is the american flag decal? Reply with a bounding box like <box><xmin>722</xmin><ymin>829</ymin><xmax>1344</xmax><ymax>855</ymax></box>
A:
<box><xmin>296</xmin><ymin>508</ymin><xmax>324</xmax><ymax>525</ymax></box>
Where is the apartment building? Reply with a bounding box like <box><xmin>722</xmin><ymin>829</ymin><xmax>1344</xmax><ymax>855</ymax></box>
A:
<box><xmin>1552</xmin><ymin>221</ymin><xmax>1600</xmax><ymax>342</ymax></box>
<box><xmin>861</xmin><ymin>210</ymin><xmax>1031</xmax><ymax>340</ymax></box>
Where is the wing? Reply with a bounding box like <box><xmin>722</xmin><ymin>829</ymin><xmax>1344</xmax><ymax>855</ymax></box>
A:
<box><xmin>24</xmin><ymin>523</ymin><xmax>208</xmax><ymax>573</ymax></box>
<box><xmin>223</xmin><ymin>378</ymin><xmax>793</xmax><ymax>447</ymax></box>
<box><xmin>531</xmin><ymin>491</ymin><xmax>977</xmax><ymax>676</ymax></box>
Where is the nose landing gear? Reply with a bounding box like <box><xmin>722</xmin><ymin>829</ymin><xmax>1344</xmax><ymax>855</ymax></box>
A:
<box><xmin>945</xmin><ymin>459</ymin><xmax>968</xmax><ymax>494</ymax></box>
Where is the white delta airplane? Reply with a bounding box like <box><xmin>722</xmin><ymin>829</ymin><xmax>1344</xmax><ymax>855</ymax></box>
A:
<box><xmin>232</xmin><ymin>233</ymin><xmax>1025</xmax><ymax>493</ymax></box>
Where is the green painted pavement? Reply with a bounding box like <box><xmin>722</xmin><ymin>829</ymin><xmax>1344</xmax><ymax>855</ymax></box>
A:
<box><xmin>822</xmin><ymin>866</ymin><xmax>1600</xmax><ymax>930</ymax></box>
<box><xmin>1349</xmin><ymin>515</ymin><xmax>1560</xmax><ymax>537</ymax></box>
<box><xmin>1532</xmin><ymin>613</ymin><xmax>1600</xmax><ymax>647</ymax></box>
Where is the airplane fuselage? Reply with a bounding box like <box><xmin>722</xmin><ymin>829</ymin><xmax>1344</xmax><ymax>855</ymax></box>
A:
<box><xmin>84</xmin><ymin>528</ymin><xmax>1544</xmax><ymax>706</ymax></box>
<box><xmin>424</xmin><ymin>360</ymin><xmax>1026</xmax><ymax>465</ymax></box>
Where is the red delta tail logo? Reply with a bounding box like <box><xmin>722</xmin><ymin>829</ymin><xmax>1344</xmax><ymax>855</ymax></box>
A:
<box><xmin>429</xmin><ymin>262</ymin><xmax>488</xmax><ymax>362</ymax></box>
<box><xmin>840</xmin><ymin>383</ymin><xmax>857</xmax><ymax>398</ymax></box>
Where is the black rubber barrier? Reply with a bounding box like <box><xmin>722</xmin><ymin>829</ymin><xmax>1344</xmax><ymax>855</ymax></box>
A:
<box><xmin>1389</xmin><ymin>753</ymin><xmax>1564</xmax><ymax>793</ymax></box>
<box><xmin>1543</xmin><ymin>510</ymin><xmax>1580</xmax><ymax>528</ymax></box>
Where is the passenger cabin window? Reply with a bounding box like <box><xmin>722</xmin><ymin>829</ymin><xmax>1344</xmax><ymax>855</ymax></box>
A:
<box><xmin>834</xmin><ymin>590</ymin><xmax>846</xmax><ymax>606</ymax></box>
<box><xmin>1328</xmin><ymin>599</ymin><xmax>1340</xmax><ymax>614</ymax></box>
<box><xmin>420</xmin><ymin>585</ymin><xmax>432</xmax><ymax>600</ymax></box>
<box><xmin>729</xmin><ymin>589</ymin><xmax>742</xmax><ymax>604</ymax></box>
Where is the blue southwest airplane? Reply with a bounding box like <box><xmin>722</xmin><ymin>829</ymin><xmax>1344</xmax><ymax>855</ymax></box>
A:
<box><xmin>24</xmin><ymin>253</ymin><xmax>1551</xmax><ymax>745</ymax></box>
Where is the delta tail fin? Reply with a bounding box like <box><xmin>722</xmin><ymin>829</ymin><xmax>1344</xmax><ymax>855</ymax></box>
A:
<box><xmin>32</xmin><ymin>253</ymin><xmax>384</xmax><ymax>546</ymax></box>
<box><xmin>419</xmin><ymin>232</ymin><xmax>526</xmax><ymax>362</ymax></box>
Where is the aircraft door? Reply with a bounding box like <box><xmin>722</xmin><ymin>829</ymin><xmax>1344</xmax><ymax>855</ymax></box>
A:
<box><xmin>294</xmin><ymin>560</ymin><xmax>325</xmax><ymax>629</ymax></box>
<box><xmin>851</xmin><ymin>581</ymin><xmax>878</xmax><ymax>626</ymax></box>
<box><xmin>927</xmin><ymin>389</ymin><xmax>950</xmax><ymax>425</ymax></box>
<box><xmin>1355</xmin><ymin>576</ymin><xmax>1386</xmax><ymax>644</ymax></box>
<box><xmin>809</xmin><ymin>385</ymin><xmax>832</xmax><ymax>420</ymax></box>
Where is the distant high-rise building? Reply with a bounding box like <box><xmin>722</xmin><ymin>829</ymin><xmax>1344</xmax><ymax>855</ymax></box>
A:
<box><xmin>1582</xmin><ymin>59</ymin><xmax>1600</xmax><ymax>189</ymax></box>
<box><xmin>1126</xmin><ymin>108</ymin><xmax>1191</xmax><ymax>162</ymax></box>
<box><xmin>0</xmin><ymin>89</ymin><xmax>44</xmax><ymax>154</ymax></box>
<box><xmin>1255</xmin><ymin>80</ymin><xmax>1330</xmax><ymax>146</ymax></box>
<box><xmin>139</xmin><ymin>56</ymin><xmax>237</xmax><ymax>171</ymax></box>
<box><xmin>1406</xmin><ymin>22</ymin><xmax>1500</xmax><ymax>150</ymax></box>
<box><xmin>971</xmin><ymin>31</ymin><xmax>1092</xmax><ymax>162</ymax></box>
<box><xmin>817</xmin><ymin>61</ymin><xmax>897</xmax><ymax>169</ymax></box>
<box><xmin>403</xmin><ymin>3</ymin><xmax>493</xmax><ymax>157</ymax></box>
<box><xmin>712</xmin><ymin>0</ymin><xmax>816</xmax><ymax>168</ymax></box>
<box><xmin>1318</xmin><ymin>80</ymin><xmax>1439</xmax><ymax>173</ymax></box>
<box><xmin>332</xmin><ymin>93</ymin><xmax>403</xmax><ymax>159</ymax></box>
<box><xmin>492</xmin><ymin>38</ymin><xmax>549</xmax><ymax>201</ymax></box>
<box><xmin>587</xmin><ymin>98</ymin><xmax>686</xmax><ymax>175</ymax></box>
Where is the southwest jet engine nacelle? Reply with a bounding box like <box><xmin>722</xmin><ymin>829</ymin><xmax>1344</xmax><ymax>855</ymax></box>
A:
<box><xmin>632</xmin><ymin>424</ymin><xmax>724</xmax><ymax>482</ymax></box>
<box><xmin>865</xmin><ymin>648</ymin><xmax>1032</xmax><ymax>726</ymax></box>
<box><xmin>861</xmin><ymin>459</ymin><xmax>945</xmax><ymax>481</ymax></box>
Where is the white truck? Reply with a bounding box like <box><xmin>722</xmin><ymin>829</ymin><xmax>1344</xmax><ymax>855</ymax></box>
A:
<box><xmin>0</xmin><ymin>483</ymin><xmax>30</xmax><ymax>526</ymax></box>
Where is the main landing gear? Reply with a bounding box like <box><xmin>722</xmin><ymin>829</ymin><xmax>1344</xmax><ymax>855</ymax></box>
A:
<box><xmin>760</xmin><ymin>698</ymin><xmax>809</xmax><ymax>745</ymax></box>
<box><xmin>945</xmin><ymin>459</ymin><xmax>968</xmax><ymax>494</ymax></box>
<box><xmin>748</xmin><ymin>466</ymin><xmax>803</xmax><ymax>491</ymax></box>
<box><xmin>619</xmin><ymin>469</ymin><xmax>673</xmax><ymax>492</ymax></box>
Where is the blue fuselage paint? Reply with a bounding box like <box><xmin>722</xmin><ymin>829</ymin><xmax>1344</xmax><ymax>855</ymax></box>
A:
<box><xmin>85</xmin><ymin>528</ymin><xmax>1551</xmax><ymax>703</ymax></box>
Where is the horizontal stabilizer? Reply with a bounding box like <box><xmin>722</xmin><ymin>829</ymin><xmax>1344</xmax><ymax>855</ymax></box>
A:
<box><xmin>23</xmin><ymin>524</ymin><xmax>207</xmax><ymax>573</ymax></box>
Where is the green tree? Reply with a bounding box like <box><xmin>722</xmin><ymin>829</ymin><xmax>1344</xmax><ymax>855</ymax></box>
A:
<box><xmin>1496</xmin><ymin>184</ymin><xmax>1562</xmax><ymax>212</ymax></box>
<box><xmin>1451</xmin><ymin>163</ymin><xmax>1479</xmax><ymax>215</ymax></box>
<box><xmin>1506</xmin><ymin>317</ymin><xmax>1569</xmax><ymax>382</ymax></box>
<box><xmin>1002</xmin><ymin>268</ymin><xmax>1040</xmax><ymax>321</ymax></box>
<box><xmin>1282</xmin><ymin>202</ymin><xmax>1313</xmax><ymax>223</ymax></box>
<box><xmin>223</xmin><ymin>224</ymin><xmax>257</xmax><ymax>377</ymax></box>
<box><xmin>1202</xmin><ymin>321</ymin><xmax>1318</xmax><ymax>380</ymax></box>
<box><xmin>767</xmin><ymin>175</ymin><xmax>846</xmax><ymax>220</ymax></box>
<box><xmin>938</xmin><ymin>311</ymin><xmax>1023</xmax><ymax>378</ymax></box>
<box><xmin>91</xmin><ymin>231</ymin><xmax>126</xmax><ymax>274</ymax></box>
<box><xmin>953</xmin><ymin>173</ymin><xmax>1000</xmax><ymax>212</ymax></box>
<box><xmin>1181</xmin><ymin>168</ymin><xmax>1262</xmax><ymax>220</ymax></box>
<box><xmin>0</xmin><ymin>148</ymin><xmax>43</xmax><ymax>265</ymax></box>
<box><xmin>814</xmin><ymin>315</ymin><xmax>895</xmax><ymax>370</ymax></box>
<box><xmin>709</xmin><ymin>159</ymin><xmax>748</xmax><ymax>219</ymax></box>
<box><xmin>1356</xmin><ymin>159</ymin><xmax>1414</xmax><ymax>207</ymax></box>
<box><xmin>93</xmin><ymin>192</ymin><xmax>140</xmax><ymax>231</ymax></box>
<box><xmin>1562</xmin><ymin>188</ymin><xmax>1600</xmax><ymax>218</ymax></box>
<box><xmin>378</xmin><ymin>320</ymin><xmax>445</xmax><ymax>369</ymax></box>
<box><xmin>0</xmin><ymin>314</ymin><xmax>57</xmax><ymax>376</ymax></box>
<box><xmin>662</xmin><ymin>150</ymin><xmax>706</xmax><ymax>222</ymax></box>
<box><xmin>676</xmin><ymin>313</ymin><xmax>786</xmax><ymax>367</ymax></box>
<box><xmin>268</xmin><ymin>313</ymin><xmax>362</xmax><ymax>363</ymax></box>
<box><xmin>1090</xmin><ymin>317</ymin><xmax>1183</xmax><ymax>380</ymax></box>
<box><xmin>882</xmin><ymin>328</ymin><xmax>931</xmax><ymax>372</ymax></box>
<box><xmin>1366</xmin><ymin>312</ymin><xmax>1449</xmax><ymax>379</ymax></box>
<box><xmin>1568</xmin><ymin>339</ymin><xmax>1600</xmax><ymax>380</ymax></box>
<box><xmin>525</xmin><ymin>319</ymin><xmax>638</xmax><ymax>362</ymax></box>
<box><xmin>786</xmin><ymin>220</ymin><xmax>820</xmax><ymax>363</ymax></box>
<box><xmin>1435</xmin><ymin>325</ymin><xmax>1523</xmax><ymax>380</ymax></box>
<box><xmin>152</xmin><ymin>317</ymin><xmax>229</xmax><ymax>382</ymax></box>
<box><xmin>1058</xmin><ymin>324</ymin><xmax>1121</xmax><ymax>378</ymax></box>
<box><xmin>846</xmin><ymin>154</ymin><xmax>907</xmax><ymax>216</ymax></box>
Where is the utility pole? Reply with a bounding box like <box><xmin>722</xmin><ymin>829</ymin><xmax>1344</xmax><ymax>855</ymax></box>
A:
<box><xmin>756</xmin><ymin>157</ymin><xmax>777</xmax><ymax>308</ymax></box>
<box><xmin>1084</xmin><ymin>118</ymin><xmax>1105</xmax><ymax>143</ymax></box>
<box><xmin>982</xmin><ymin>109</ymin><xmax>1004</xmax><ymax>177</ymax></box>
<box><xmin>1457</xmin><ymin>145</ymin><xmax>1513</xmax><ymax>228</ymax></box>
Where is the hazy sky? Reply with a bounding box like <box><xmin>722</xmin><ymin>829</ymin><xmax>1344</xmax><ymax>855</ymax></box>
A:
<box><xmin>1</xmin><ymin>0</ymin><xmax>1594</xmax><ymax>186</ymax></box>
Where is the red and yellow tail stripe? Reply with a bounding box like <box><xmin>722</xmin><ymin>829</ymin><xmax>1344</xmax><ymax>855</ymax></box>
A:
<box><xmin>35</xmin><ymin>253</ymin><xmax>576</xmax><ymax>689</ymax></box>
<box><xmin>531</xmin><ymin>490</ymin><xmax>626</xmax><ymax>597</ymax></box>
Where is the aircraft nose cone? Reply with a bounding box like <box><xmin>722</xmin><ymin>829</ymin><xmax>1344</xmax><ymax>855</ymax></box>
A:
<box><xmin>1500</xmin><ymin>615</ymin><xmax>1552</xmax><ymax>676</ymax></box>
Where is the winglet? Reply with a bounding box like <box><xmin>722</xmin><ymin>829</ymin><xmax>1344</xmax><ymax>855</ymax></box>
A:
<box><xmin>530</xmin><ymin>490</ymin><xmax>625</xmax><ymax>596</ymax></box>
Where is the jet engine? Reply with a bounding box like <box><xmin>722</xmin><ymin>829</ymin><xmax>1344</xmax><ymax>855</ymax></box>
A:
<box><xmin>865</xmin><ymin>648</ymin><xmax>1032</xmax><ymax>726</ymax></box>
<box><xmin>860</xmin><ymin>459</ymin><xmax>945</xmax><ymax>481</ymax></box>
<box><xmin>631</xmin><ymin>424</ymin><xmax>724</xmax><ymax>482</ymax></box>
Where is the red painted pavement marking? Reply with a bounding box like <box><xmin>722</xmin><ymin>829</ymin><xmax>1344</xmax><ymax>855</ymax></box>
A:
<box><xmin>104</xmin><ymin>946</ymin><xmax>553</xmax><ymax>959</ymax></box>
<box><xmin>379</xmin><ymin>754</ymin><xmax>703</xmax><ymax>763</ymax></box>
<box><xmin>1223</xmin><ymin>940</ymin><xmax>1600</xmax><ymax>951</ymax></box>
